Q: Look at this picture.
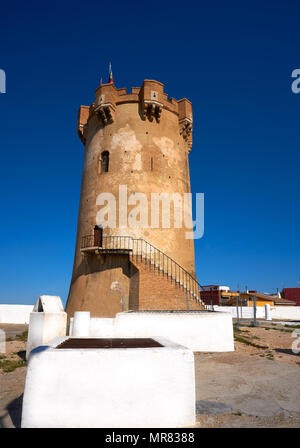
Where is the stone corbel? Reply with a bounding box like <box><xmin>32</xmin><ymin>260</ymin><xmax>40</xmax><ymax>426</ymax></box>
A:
<box><xmin>94</xmin><ymin>103</ymin><xmax>116</xmax><ymax>126</ymax></box>
<box><xmin>95</xmin><ymin>249</ymin><xmax>105</xmax><ymax>264</ymax></box>
<box><xmin>78</xmin><ymin>124</ymin><xmax>88</xmax><ymax>144</ymax></box>
<box><xmin>143</xmin><ymin>100</ymin><xmax>163</xmax><ymax>122</ymax></box>
<box><xmin>156</xmin><ymin>105</ymin><xmax>162</xmax><ymax>122</ymax></box>
<box><xmin>179</xmin><ymin>118</ymin><xmax>193</xmax><ymax>141</ymax></box>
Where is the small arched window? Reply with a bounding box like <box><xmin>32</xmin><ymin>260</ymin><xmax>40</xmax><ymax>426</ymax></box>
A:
<box><xmin>101</xmin><ymin>151</ymin><xmax>109</xmax><ymax>173</ymax></box>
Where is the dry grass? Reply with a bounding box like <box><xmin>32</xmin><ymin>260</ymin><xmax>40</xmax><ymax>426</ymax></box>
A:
<box><xmin>0</xmin><ymin>357</ymin><xmax>27</xmax><ymax>373</ymax></box>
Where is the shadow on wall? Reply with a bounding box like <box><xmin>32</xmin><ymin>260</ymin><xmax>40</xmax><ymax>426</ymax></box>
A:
<box><xmin>128</xmin><ymin>262</ymin><xmax>139</xmax><ymax>310</ymax></box>
<box><xmin>71</xmin><ymin>253</ymin><xmax>133</xmax><ymax>282</ymax></box>
<box><xmin>68</xmin><ymin>254</ymin><xmax>140</xmax><ymax>314</ymax></box>
<box><xmin>0</xmin><ymin>394</ymin><xmax>23</xmax><ymax>428</ymax></box>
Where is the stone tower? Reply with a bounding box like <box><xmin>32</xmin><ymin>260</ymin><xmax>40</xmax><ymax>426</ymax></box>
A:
<box><xmin>66</xmin><ymin>79</ymin><xmax>204</xmax><ymax>318</ymax></box>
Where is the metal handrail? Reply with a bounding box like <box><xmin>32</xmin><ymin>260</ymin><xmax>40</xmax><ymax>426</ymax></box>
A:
<box><xmin>81</xmin><ymin>234</ymin><xmax>204</xmax><ymax>305</ymax></box>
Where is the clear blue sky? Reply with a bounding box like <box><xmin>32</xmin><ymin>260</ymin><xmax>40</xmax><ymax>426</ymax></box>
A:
<box><xmin>0</xmin><ymin>0</ymin><xmax>299</xmax><ymax>305</ymax></box>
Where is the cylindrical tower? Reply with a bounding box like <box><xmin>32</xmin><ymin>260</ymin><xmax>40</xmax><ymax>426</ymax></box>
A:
<box><xmin>66</xmin><ymin>79</ymin><xmax>203</xmax><ymax>318</ymax></box>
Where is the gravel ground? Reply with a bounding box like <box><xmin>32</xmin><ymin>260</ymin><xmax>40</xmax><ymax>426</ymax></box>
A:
<box><xmin>0</xmin><ymin>321</ymin><xmax>299</xmax><ymax>428</ymax></box>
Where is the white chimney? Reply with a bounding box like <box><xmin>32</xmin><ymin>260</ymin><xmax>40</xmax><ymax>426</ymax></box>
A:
<box><xmin>277</xmin><ymin>288</ymin><xmax>281</xmax><ymax>298</ymax></box>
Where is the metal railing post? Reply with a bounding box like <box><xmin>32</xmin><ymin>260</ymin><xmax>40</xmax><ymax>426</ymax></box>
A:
<box><xmin>236</xmin><ymin>295</ymin><xmax>240</xmax><ymax>327</ymax></box>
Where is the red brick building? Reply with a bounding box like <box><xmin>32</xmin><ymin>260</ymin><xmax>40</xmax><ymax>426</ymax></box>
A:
<box><xmin>282</xmin><ymin>288</ymin><xmax>300</xmax><ymax>306</ymax></box>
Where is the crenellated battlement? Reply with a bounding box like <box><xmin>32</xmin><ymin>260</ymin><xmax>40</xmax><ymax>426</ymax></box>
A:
<box><xmin>77</xmin><ymin>79</ymin><xmax>193</xmax><ymax>148</ymax></box>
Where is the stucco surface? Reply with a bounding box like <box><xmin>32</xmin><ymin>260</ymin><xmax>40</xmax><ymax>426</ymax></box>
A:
<box><xmin>89</xmin><ymin>311</ymin><xmax>235</xmax><ymax>352</ymax></box>
<box><xmin>21</xmin><ymin>336</ymin><xmax>195</xmax><ymax>428</ymax></box>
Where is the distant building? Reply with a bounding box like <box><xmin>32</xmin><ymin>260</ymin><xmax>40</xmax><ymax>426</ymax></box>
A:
<box><xmin>200</xmin><ymin>286</ymin><xmax>296</xmax><ymax>307</ymax></box>
<box><xmin>282</xmin><ymin>288</ymin><xmax>300</xmax><ymax>306</ymax></box>
<box><xmin>240</xmin><ymin>292</ymin><xmax>295</xmax><ymax>307</ymax></box>
<box><xmin>202</xmin><ymin>285</ymin><xmax>230</xmax><ymax>292</ymax></box>
<box><xmin>200</xmin><ymin>285</ymin><xmax>239</xmax><ymax>306</ymax></box>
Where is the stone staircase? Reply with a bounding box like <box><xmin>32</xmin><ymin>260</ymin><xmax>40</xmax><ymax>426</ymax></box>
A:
<box><xmin>81</xmin><ymin>235</ymin><xmax>205</xmax><ymax>309</ymax></box>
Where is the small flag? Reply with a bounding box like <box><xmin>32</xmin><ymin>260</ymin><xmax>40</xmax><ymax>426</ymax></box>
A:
<box><xmin>108</xmin><ymin>62</ymin><xmax>113</xmax><ymax>84</ymax></box>
<box><xmin>100</xmin><ymin>77</ymin><xmax>103</xmax><ymax>86</ymax></box>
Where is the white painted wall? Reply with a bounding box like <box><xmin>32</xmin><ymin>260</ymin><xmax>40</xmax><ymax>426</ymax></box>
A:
<box><xmin>22</xmin><ymin>336</ymin><xmax>195</xmax><ymax>428</ymax></box>
<box><xmin>90</xmin><ymin>311</ymin><xmax>234</xmax><ymax>352</ymax></box>
<box><xmin>89</xmin><ymin>317</ymin><xmax>114</xmax><ymax>337</ymax></box>
<box><xmin>214</xmin><ymin>305</ymin><xmax>300</xmax><ymax>321</ymax></box>
<box><xmin>0</xmin><ymin>305</ymin><xmax>34</xmax><ymax>324</ymax></box>
<box><xmin>271</xmin><ymin>306</ymin><xmax>300</xmax><ymax>321</ymax></box>
<box><xmin>214</xmin><ymin>306</ymin><xmax>265</xmax><ymax>319</ymax></box>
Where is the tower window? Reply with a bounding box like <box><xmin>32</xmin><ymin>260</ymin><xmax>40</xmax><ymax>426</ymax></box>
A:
<box><xmin>100</xmin><ymin>151</ymin><xmax>109</xmax><ymax>173</ymax></box>
<box><xmin>150</xmin><ymin>157</ymin><xmax>153</xmax><ymax>171</ymax></box>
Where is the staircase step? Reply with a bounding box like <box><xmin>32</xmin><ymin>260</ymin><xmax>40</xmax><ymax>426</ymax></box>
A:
<box><xmin>129</xmin><ymin>241</ymin><xmax>204</xmax><ymax>308</ymax></box>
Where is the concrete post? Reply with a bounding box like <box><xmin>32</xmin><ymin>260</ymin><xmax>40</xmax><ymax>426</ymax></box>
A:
<box><xmin>72</xmin><ymin>312</ymin><xmax>90</xmax><ymax>337</ymax></box>
<box><xmin>236</xmin><ymin>296</ymin><xmax>240</xmax><ymax>327</ymax></box>
<box><xmin>69</xmin><ymin>317</ymin><xmax>73</xmax><ymax>336</ymax></box>
<box><xmin>0</xmin><ymin>329</ymin><xmax>5</xmax><ymax>354</ymax></box>
<box><xmin>265</xmin><ymin>304</ymin><xmax>272</xmax><ymax>321</ymax></box>
<box><xmin>26</xmin><ymin>295</ymin><xmax>67</xmax><ymax>359</ymax></box>
<box><xmin>251</xmin><ymin>297</ymin><xmax>259</xmax><ymax>326</ymax></box>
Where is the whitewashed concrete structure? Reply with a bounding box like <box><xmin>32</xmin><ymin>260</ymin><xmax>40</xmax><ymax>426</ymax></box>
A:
<box><xmin>32</xmin><ymin>295</ymin><xmax>64</xmax><ymax>313</ymax></box>
<box><xmin>21</xmin><ymin>336</ymin><xmax>195</xmax><ymax>428</ymax></box>
<box><xmin>72</xmin><ymin>311</ymin><xmax>90</xmax><ymax>337</ymax></box>
<box><xmin>0</xmin><ymin>304</ymin><xmax>33</xmax><ymax>324</ymax></box>
<box><xmin>87</xmin><ymin>311</ymin><xmax>234</xmax><ymax>352</ymax></box>
<box><xmin>26</xmin><ymin>296</ymin><xmax>67</xmax><ymax>359</ymax></box>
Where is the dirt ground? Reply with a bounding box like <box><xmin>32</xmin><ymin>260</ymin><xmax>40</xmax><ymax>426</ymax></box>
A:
<box><xmin>0</xmin><ymin>320</ymin><xmax>299</xmax><ymax>428</ymax></box>
<box><xmin>0</xmin><ymin>324</ymin><xmax>27</xmax><ymax>428</ymax></box>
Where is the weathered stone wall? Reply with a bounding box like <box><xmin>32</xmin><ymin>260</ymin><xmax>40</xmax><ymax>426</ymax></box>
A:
<box><xmin>66</xmin><ymin>80</ymin><xmax>199</xmax><ymax>317</ymax></box>
<box><xmin>67</xmin><ymin>255</ymin><xmax>132</xmax><ymax>318</ymax></box>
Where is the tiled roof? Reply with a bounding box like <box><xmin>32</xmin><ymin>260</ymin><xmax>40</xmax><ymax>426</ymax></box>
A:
<box><xmin>240</xmin><ymin>292</ymin><xmax>295</xmax><ymax>305</ymax></box>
